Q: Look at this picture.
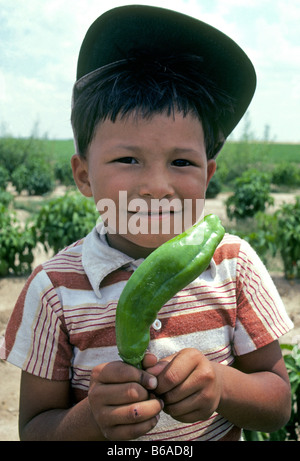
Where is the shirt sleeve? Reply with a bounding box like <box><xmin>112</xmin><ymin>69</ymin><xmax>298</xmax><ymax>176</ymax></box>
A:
<box><xmin>233</xmin><ymin>239</ymin><xmax>294</xmax><ymax>356</ymax></box>
<box><xmin>0</xmin><ymin>265</ymin><xmax>72</xmax><ymax>380</ymax></box>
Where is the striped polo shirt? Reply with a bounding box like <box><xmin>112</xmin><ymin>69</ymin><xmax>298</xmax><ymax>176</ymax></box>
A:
<box><xmin>0</xmin><ymin>222</ymin><xmax>293</xmax><ymax>441</ymax></box>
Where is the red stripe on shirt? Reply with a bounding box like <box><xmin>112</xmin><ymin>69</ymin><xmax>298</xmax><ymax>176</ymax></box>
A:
<box><xmin>100</xmin><ymin>269</ymin><xmax>133</xmax><ymax>288</ymax></box>
<box><xmin>47</xmin><ymin>271</ymin><xmax>92</xmax><ymax>290</ymax></box>
<box><xmin>213</xmin><ymin>242</ymin><xmax>240</xmax><ymax>265</ymax></box>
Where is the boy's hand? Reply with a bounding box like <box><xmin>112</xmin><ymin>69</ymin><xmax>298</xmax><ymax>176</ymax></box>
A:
<box><xmin>143</xmin><ymin>348</ymin><xmax>222</xmax><ymax>423</ymax></box>
<box><xmin>88</xmin><ymin>360</ymin><xmax>162</xmax><ymax>440</ymax></box>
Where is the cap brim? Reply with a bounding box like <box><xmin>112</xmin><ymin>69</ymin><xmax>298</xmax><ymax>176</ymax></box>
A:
<box><xmin>76</xmin><ymin>5</ymin><xmax>256</xmax><ymax>139</ymax></box>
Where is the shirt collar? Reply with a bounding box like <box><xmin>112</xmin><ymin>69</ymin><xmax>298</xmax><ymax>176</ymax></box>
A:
<box><xmin>82</xmin><ymin>222</ymin><xmax>143</xmax><ymax>298</ymax></box>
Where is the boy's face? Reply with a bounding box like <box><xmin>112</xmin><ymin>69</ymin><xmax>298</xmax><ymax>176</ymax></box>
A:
<box><xmin>72</xmin><ymin>111</ymin><xmax>216</xmax><ymax>258</ymax></box>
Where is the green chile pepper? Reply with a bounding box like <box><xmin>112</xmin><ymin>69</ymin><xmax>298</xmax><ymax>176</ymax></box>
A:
<box><xmin>115</xmin><ymin>214</ymin><xmax>225</xmax><ymax>368</ymax></box>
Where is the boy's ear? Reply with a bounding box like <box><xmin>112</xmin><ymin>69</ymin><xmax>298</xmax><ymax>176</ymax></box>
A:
<box><xmin>71</xmin><ymin>154</ymin><xmax>93</xmax><ymax>197</ymax></box>
<box><xmin>206</xmin><ymin>159</ymin><xmax>217</xmax><ymax>189</ymax></box>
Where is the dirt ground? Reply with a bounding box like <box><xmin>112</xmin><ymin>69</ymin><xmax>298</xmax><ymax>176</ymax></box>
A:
<box><xmin>0</xmin><ymin>190</ymin><xmax>299</xmax><ymax>441</ymax></box>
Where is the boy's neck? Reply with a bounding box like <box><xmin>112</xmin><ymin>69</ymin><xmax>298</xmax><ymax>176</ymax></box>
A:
<box><xmin>105</xmin><ymin>232</ymin><xmax>156</xmax><ymax>259</ymax></box>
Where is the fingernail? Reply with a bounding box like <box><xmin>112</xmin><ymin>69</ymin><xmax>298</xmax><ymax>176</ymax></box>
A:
<box><xmin>148</xmin><ymin>376</ymin><xmax>158</xmax><ymax>389</ymax></box>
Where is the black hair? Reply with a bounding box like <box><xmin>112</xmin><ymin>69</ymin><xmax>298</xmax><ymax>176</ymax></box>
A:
<box><xmin>71</xmin><ymin>54</ymin><xmax>235</xmax><ymax>159</ymax></box>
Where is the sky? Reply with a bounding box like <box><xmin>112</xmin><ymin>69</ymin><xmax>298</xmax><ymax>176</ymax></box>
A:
<box><xmin>0</xmin><ymin>0</ymin><xmax>299</xmax><ymax>143</ymax></box>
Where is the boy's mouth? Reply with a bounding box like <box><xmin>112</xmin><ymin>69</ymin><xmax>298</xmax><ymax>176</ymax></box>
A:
<box><xmin>127</xmin><ymin>203</ymin><xmax>182</xmax><ymax>215</ymax></box>
<box><xmin>128</xmin><ymin>210</ymin><xmax>178</xmax><ymax>217</ymax></box>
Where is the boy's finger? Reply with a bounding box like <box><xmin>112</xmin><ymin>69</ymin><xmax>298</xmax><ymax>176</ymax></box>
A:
<box><xmin>154</xmin><ymin>349</ymin><xmax>204</xmax><ymax>395</ymax></box>
<box><xmin>94</xmin><ymin>382</ymin><xmax>150</xmax><ymax>406</ymax></box>
<box><xmin>107</xmin><ymin>398</ymin><xmax>162</xmax><ymax>427</ymax></box>
<box><xmin>103</xmin><ymin>399</ymin><xmax>161</xmax><ymax>441</ymax></box>
<box><xmin>144</xmin><ymin>359</ymin><xmax>170</xmax><ymax>377</ymax></box>
<box><xmin>142</xmin><ymin>352</ymin><xmax>158</xmax><ymax>369</ymax></box>
<box><xmin>145</xmin><ymin>353</ymin><xmax>177</xmax><ymax>377</ymax></box>
<box><xmin>92</xmin><ymin>360</ymin><xmax>158</xmax><ymax>390</ymax></box>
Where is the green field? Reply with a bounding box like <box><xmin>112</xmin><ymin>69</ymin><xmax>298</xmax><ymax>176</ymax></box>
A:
<box><xmin>44</xmin><ymin>139</ymin><xmax>75</xmax><ymax>161</ymax></box>
<box><xmin>221</xmin><ymin>141</ymin><xmax>300</xmax><ymax>164</ymax></box>
<box><xmin>43</xmin><ymin>138</ymin><xmax>300</xmax><ymax>164</ymax></box>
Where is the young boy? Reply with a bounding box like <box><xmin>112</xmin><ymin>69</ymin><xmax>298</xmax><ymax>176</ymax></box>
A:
<box><xmin>0</xmin><ymin>5</ymin><xmax>294</xmax><ymax>441</ymax></box>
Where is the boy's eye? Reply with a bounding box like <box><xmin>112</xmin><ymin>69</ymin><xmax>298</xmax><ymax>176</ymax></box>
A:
<box><xmin>114</xmin><ymin>157</ymin><xmax>138</xmax><ymax>164</ymax></box>
<box><xmin>172</xmin><ymin>159</ymin><xmax>192</xmax><ymax>167</ymax></box>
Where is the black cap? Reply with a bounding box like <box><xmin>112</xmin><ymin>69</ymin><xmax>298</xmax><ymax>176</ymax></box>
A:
<box><xmin>76</xmin><ymin>5</ymin><xmax>256</xmax><ymax>139</ymax></box>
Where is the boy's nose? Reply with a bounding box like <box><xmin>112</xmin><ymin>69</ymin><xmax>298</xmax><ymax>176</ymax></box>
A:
<box><xmin>138</xmin><ymin>168</ymin><xmax>175</xmax><ymax>199</ymax></box>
